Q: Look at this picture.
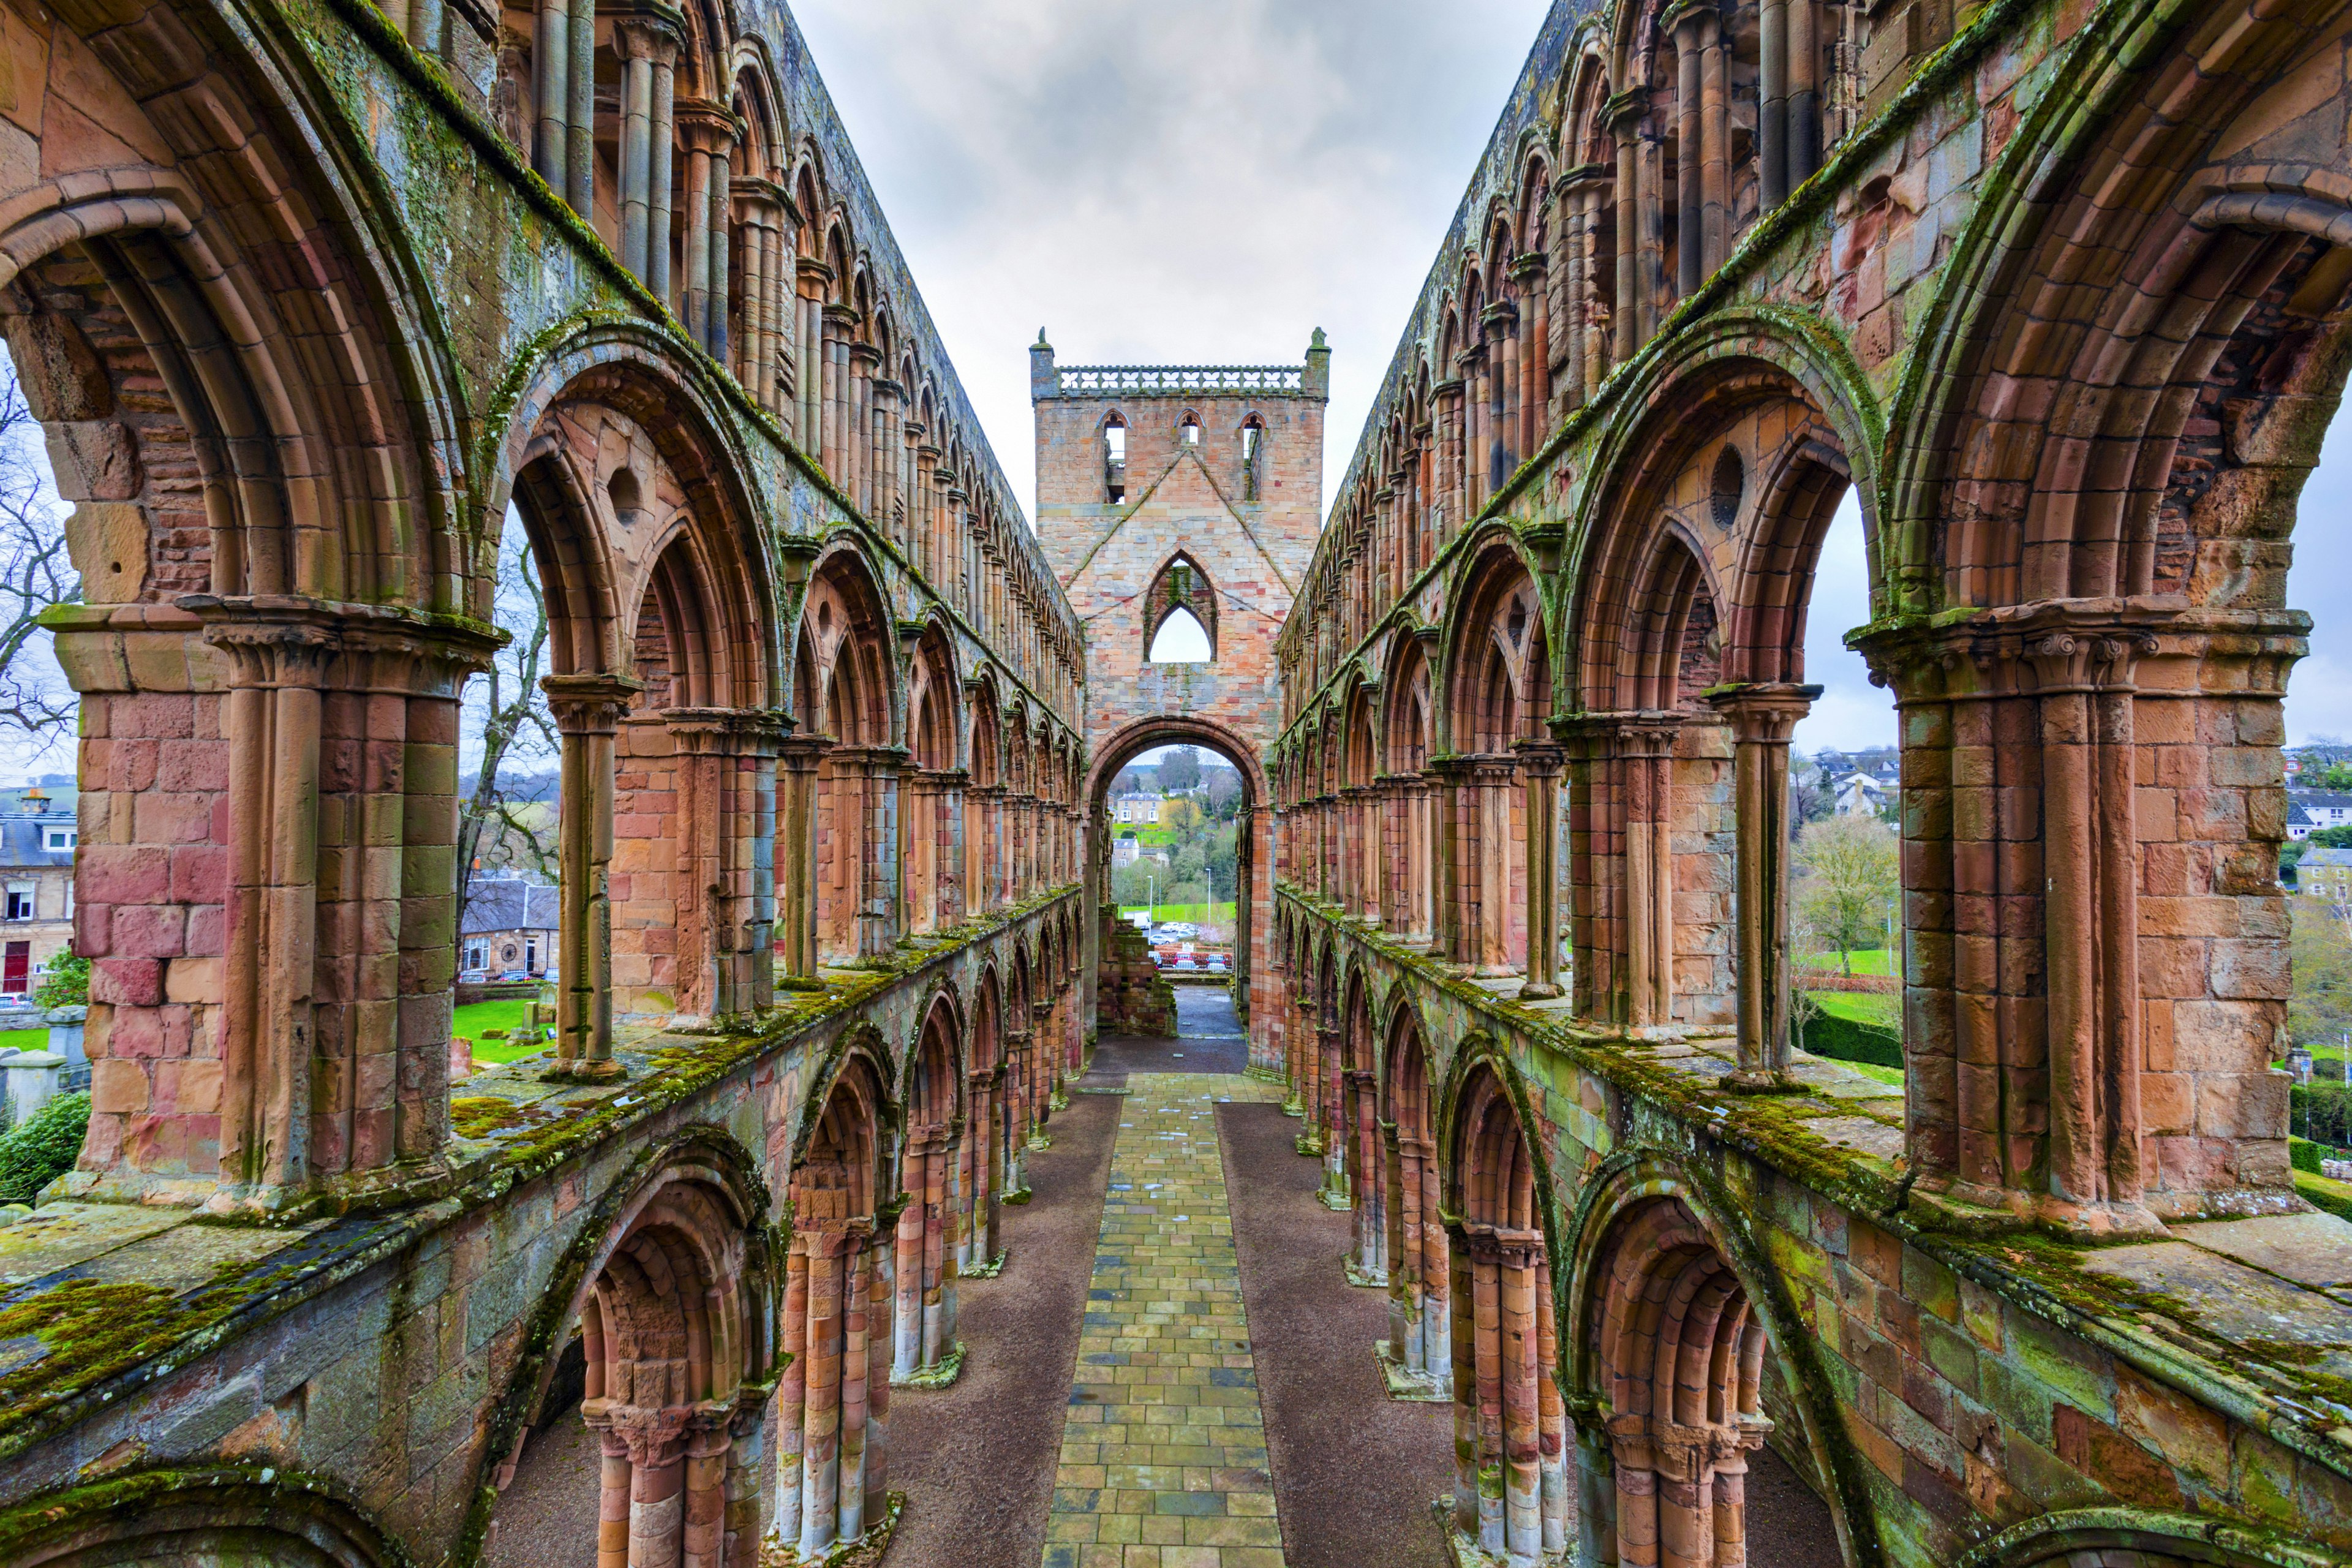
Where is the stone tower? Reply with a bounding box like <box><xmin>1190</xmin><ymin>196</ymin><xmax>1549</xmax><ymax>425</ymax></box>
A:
<box><xmin>1034</xmin><ymin>331</ymin><xmax>1327</xmax><ymax>1048</ymax></box>
<box><xmin>1034</xmin><ymin>331</ymin><xmax>1328</xmax><ymax>754</ymax></box>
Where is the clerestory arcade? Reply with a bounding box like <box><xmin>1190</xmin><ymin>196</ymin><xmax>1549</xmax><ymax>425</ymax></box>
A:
<box><xmin>0</xmin><ymin>0</ymin><xmax>2347</xmax><ymax>1564</ymax></box>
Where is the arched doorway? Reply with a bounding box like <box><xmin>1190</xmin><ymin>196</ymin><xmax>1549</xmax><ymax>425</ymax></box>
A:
<box><xmin>1079</xmin><ymin>716</ymin><xmax>1275</xmax><ymax>1073</ymax></box>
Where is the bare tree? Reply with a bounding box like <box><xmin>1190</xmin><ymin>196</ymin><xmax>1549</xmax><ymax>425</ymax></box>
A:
<box><xmin>456</xmin><ymin>534</ymin><xmax>559</xmax><ymax>935</ymax></box>
<box><xmin>0</xmin><ymin>361</ymin><xmax>79</xmax><ymax>742</ymax></box>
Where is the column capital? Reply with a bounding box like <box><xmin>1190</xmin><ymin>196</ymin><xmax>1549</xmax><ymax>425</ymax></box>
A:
<box><xmin>1849</xmin><ymin>600</ymin><xmax>2307</xmax><ymax>703</ymax></box>
<box><xmin>1703</xmin><ymin>681</ymin><xmax>1822</xmax><ymax>744</ymax></box>
<box><xmin>673</xmin><ymin>99</ymin><xmax>740</xmax><ymax>154</ymax></box>
<box><xmin>611</xmin><ymin>7</ymin><xmax>684</xmax><ymax>61</ymax></box>
<box><xmin>1510</xmin><ymin>737</ymin><xmax>1567</xmax><ymax>778</ymax></box>
<box><xmin>542</xmin><ymin>671</ymin><xmax>647</xmax><ymax>734</ymax></box>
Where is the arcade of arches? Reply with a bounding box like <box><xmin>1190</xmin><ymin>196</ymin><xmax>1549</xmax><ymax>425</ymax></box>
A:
<box><xmin>0</xmin><ymin>0</ymin><xmax>2350</xmax><ymax>1565</ymax></box>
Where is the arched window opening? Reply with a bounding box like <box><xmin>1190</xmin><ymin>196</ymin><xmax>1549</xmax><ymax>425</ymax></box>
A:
<box><xmin>1444</xmin><ymin>1069</ymin><xmax>1567</xmax><ymax>1564</ymax></box>
<box><xmin>1104</xmin><ymin>412</ymin><xmax>1128</xmax><ymax>503</ymax></box>
<box><xmin>1180</xmin><ymin>413</ymin><xmax>1201</xmax><ymax>447</ymax></box>
<box><xmin>1242</xmin><ymin>415</ymin><xmax>1265</xmax><ymax>501</ymax></box>
<box><xmin>1142</xmin><ymin>552</ymin><xmax>1219</xmax><ymax>665</ymax></box>
<box><xmin>1379</xmin><ymin>1014</ymin><xmax>1449</xmax><ymax>1398</ymax></box>
<box><xmin>1149</xmin><ymin>606</ymin><xmax>1210</xmax><ymax>664</ymax></box>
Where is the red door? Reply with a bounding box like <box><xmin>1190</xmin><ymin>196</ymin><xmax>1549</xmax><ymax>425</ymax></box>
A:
<box><xmin>3</xmin><ymin>942</ymin><xmax>29</xmax><ymax>994</ymax></box>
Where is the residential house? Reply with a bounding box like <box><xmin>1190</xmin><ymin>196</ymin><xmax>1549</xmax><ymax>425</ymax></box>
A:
<box><xmin>2301</xmin><ymin>845</ymin><xmax>2352</xmax><ymax>902</ymax></box>
<box><xmin>2289</xmin><ymin>790</ymin><xmax>2352</xmax><ymax>834</ymax></box>
<box><xmin>1109</xmin><ymin>791</ymin><xmax>1162</xmax><ymax>826</ymax></box>
<box><xmin>461</xmin><ymin>873</ymin><xmax>559</xmax><ymax>977</ymax></box>
<box><xmin>0</xmin><ymin>783</ymin><xmax>76</xmax><ymax>997</ymax></box>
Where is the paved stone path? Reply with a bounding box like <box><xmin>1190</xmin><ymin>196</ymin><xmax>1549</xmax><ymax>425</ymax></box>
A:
<box><xmin>1042</xmin><ymin>1071</ymin><xmax>1290</xmax><ymax>1568</ymax></box>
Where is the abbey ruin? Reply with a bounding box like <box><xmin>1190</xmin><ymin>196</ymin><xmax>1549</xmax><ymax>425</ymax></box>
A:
<box><xmin>0</xmin><ymin>0</ymin><xmax>2345</xmax><ymax>1563</ymax></box>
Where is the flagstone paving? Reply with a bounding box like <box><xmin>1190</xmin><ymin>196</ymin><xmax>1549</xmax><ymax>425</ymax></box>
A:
<box><xmin>1042</xmin><ymin>1071</ymin><xmax>1290</xmax><ymax>1568</ymax></box>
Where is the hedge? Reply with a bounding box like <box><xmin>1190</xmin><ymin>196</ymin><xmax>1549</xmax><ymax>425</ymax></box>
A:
<box><xmin>2292</xmin><ymin>1082</ymin><xmax>2352</xmax><ymax>1148</ymax></box>
<box><xmin>1796</xmin><ymin>1010</ymin><xmax>1903</xmax><ymax>1071</ymax></box>
<box><xmin>0</xmin><ymin>1092</ymin><xmax>89</xmax><ymax>1205</ymax></box>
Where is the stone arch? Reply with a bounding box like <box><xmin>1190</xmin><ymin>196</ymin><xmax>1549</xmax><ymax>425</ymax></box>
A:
<box><xmin>1338</xmin><ymin>962</ymin><xmax>1385</xmax><ymax>1280</ymax></box>
<box><xmin>777</xmin><ymin>1039</ymin><xmax>895</xmax><ymax>1558</ymax></box>
<box><xmin>1851</xmin><ymin>0</ymin><xmax>2352</xmax><ymax>1224</ymax></box>
<box><xmin>1378</xmin><ymin>625</ymin><xmax>1439</xmax><ymax>943</ymax></box>
<box><xmin>1438</xmin><ymin>532</ymin><xmax>1553</xmax><ymax>978</ymax></box>
<box><xmin>1558</xmin><ymin>1152</ymin><xmax>1875</xmax><ymax>1568</ymax></box>
<box><xmin>1953</xmin><ymin>1509</ymin><xmax>2340</xmax><ymax>1568</ymax></box>
<box><xmin>1887</xmin><ymin>0</ymin><xmax>2352</xmax><ymax>612</ymax></box>
<box><xmin>1439</xmin><ymin>1054</ymin><xmax>1568</xmax><ymax>1562</ymax></box>
<box><xmin>0</xmin><ymin>1469</ymin><xmax>411</xmax><ymax>1567</ymax></box>
<box><xmin>470</xmin><ymin>1123</ymin><xmax>776</xmax><ymax>1567</ymax></box>
<box><xmin>891</xmin><ymin>990</ymin><xmax>967</xmax><ymax>1382</ymax></box>
<box><xmin>905</xmin><ymin>621</ymin><xmax>965</xmax><ymax>934</ymax></box>
<box><xmin>962</xmin><ymin>960</ymin><xmax>1009</xmax><ymax>1273</ymax></box>
<box><xmin>1378</xmin><ymin>999</ymin><xmax>1450</xmax><ymax>1398</ymax></box>
<box><xmin>9</xmin><ymin>15</ymin><xmax>500</xmax><ymax>1206</ymax></box>
<box><xmin>1081</xmin><ymin>712</ymin><xmax>1273</xmax><ymax>1041</ymax></box>
<box><xmin>1143</xmin><ymin>551</ymin><xmax>1217</xmax><ymax>666</ymax></box>
<box><xmin>793</xmin><ymin>542</ymin><xmax>900</xmax><ymax>968</ymax></box>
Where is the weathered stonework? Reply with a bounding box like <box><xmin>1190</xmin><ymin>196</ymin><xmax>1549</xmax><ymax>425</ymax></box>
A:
<box><xmin>1269</xmin><ymin>0</ymin><xmax>2352</xmax><ymax>1564</ymax></box>
<box><xmin>5</xmin><ymin>0</ymin><xmax>2352</xmax><ymax>1558</ymax></box>
<box><xmin>1035</xmin><ymin>342</ymin><xmax>1326</xmax><ymax>1068</ymax></box>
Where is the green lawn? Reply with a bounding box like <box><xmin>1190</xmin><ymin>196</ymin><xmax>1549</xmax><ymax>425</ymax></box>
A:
<box><xmin>454</xmin><ymin>997</ymin><xmax>555</xmax><ymax>1064</ymax></box>
<box><xmin>1118</xmin><ymin>901</ymin><xmax>1237</xmax><ymax>928</ymax></box>
<box><xmin>1800</xmin><ymin>949</ymin><xmax>1899</xmax><ymax>976</ymax></box>
<box><xmin>0</xmin><ymin>1027</ymin><xmax>47</xmax><ymax>1052</ymax></box>
<box><xmin>1842</xmin><ymin>1061</ymin><xmax>1906</xmax><ymax>1088</ymax></box>
<box><xmin>1809</xmin><ymin>991</ymin><xmax>1900</xmax><ymax>1028</ymax></box>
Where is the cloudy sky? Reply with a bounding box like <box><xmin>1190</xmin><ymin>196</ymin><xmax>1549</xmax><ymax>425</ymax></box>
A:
<box><xmin>790</xmin><ymin>0</ymin><xmax>2352</xmax><ymax>758</ymax></box>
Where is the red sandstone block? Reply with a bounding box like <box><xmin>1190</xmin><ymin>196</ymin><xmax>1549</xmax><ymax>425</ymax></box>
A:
<box><xmin>83</xmin><ymin>844</ymin><xmax>172</xmax><ymax>905</ymax></box>
<box><xmin>89</xmin><ymin>1057</ymin><xmax>149</xmax><ymax>1115</ymax></box>
<box><xmin>92</xmin><ymin>957</ymin><xmax>164</xmax><ymax>1007</ymax></box>
<box><xmin>2053</xmin><ymin>1404</ymin><xmax>2184</xmax><ymax>1509</ymax></box>
<box><xmin>75</xmin><ymin>903</ymin><xmax>113</xmax><ymax>958</ymax></box>
<box><xmin>171</xmin><ymin>846</ymin><xmax>229</xmax><ymax>902</ymax></box>
<box><xmin>115</xmin><ymin>692</ymin><xmax>197</xmax><ymax>740</ymax></box>
<box><xmin>185</xmin><ymin>905</ymin><xmax>224</xmax><ymax>957</ymax></box>
<box><xmin>110</xmin><ymin>904</ymin><xmax>186</xmax><ymax>959</ymax></box>
<box><xmin>154</xmin><ymin>739</ymin><xmax>227</xmax><ymax>793</ymax></box>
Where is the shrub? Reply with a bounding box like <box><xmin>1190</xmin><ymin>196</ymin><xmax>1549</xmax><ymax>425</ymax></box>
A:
<box><xmin>2291</xmin><ymin>1134</ymin><xmax>2324</xmax><ymax>1174</ymax></box>
<box><xmin>0</xmin><ymin>1091</ymin><xmax>89</xmax><ymax>1204</ymax></box>
<box><xmin>33</xmin><ymin>952</ymin><xmax>88</xmax><ymax>1010</ymax></box>
<box><xmin>1796</xmin><ymin>1008</ymin><xmax>1904</xmax><ymax>1071</ymax></box>
<box><xmin>2292</xmin><ymin>1081</ymin><xmax>2352</xmax><ymax>1148</ymax></box>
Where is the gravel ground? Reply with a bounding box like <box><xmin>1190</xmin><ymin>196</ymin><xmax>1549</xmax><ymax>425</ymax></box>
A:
<box><xmin>888</xmin><ymin>1090</ymin><xmax>1120</xmax><ymax>1568</ymax></box>
<box><xmin>481</xmin><ymin>978</ymin><xmax>1839</xmax><ymax>1568</ymax></box>
<box><xmin>1218</xmin><ymin>1095</ymin><xmax>1455</xmax><ymax>1568</ymax></box>
<box><xmin>483</xmin><ymin>1403</ymin><xmax>598</xmax><ymax>1566</ymax></box>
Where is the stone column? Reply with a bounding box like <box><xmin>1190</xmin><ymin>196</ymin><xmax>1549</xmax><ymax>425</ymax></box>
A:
<box><xmin>532</xmin><ymin>0</ymin><xmax>570</xmax><ymax>195</ymax></box>
<box><xmin>681</xmin><ymin>114</ymin><xmax>714</xmax><ymax>339</ymax></box>
<box><xmin>545</xmin><ymin>673</ymin><xmax>644</xmax><ymax>1080</ymax></box>
<box><xmin>1760</xmin><ymin>0</ymin><xmax>1790</xmax><ymax>206</ymax></box>
<box><xmin>202</xmin><ymin>622</ymin><xmax>309</xmax><ymax>1204</ymax></box>
<box><xmin>1708</xmin><ymin>684</ymin><xmax>1819</xmax><ymax>1089</ymax></box>
<box><xmin>611</xmin><ymin>19</ymin><xmax>682</xmax><ymax>291</ymax></box>
<box><xmin>1611</xmin><ymin>96</ymin><xmax>1645</xmax><ymax>363</ymax></box>
<box><xmin>798</xmin><ymin>258</ymin><xmax>831</xmax><ymax>452</ymax></box>
<box><xmin>706</xmin><ymin>123</ymin><xmax>734</xmax><ymax>364</ymax></box>
<box><xmin>565</xmin><ymin>0</ymin><xmax>594</xmax><ymax>217</ymax></box>
<box><xmin>1789</xmin><ymin>0</ymin><xmax>1822</xmax><ymax>186</ymax></box>
<box><xmin>1673</xmin><ymin>6</ymin><xmax>1706</xmax><ymax>300</ymax></box>
<box><xmin>776</xmin><ymin>733</ymin><xmax>831</xmax><ymax>981</ymax></box>
<box><xmin>1700</xmin><ymin>3</ymin><xmax>1730</xmax><ymax>276</ymax></box>
<box><xmin>1513</xmin><ymin>254</ymin><xmax>1548</xmax><ymax>457</ymax></box>
<box><xmin>1516</xmin><ymin>740</ymin><xmax>1566</xmax><ymax>999</ymax></box>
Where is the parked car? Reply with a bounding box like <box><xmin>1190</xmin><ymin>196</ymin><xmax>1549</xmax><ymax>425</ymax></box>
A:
<box><xmin>459</xmin><ymin>968</ymin><xmax>490</xmax><ymax>984</ymax></box>
<box><xmin>1172</xmin><ymin>957</ymin><xmax>1199</xmax><ymax>971</ymax></box>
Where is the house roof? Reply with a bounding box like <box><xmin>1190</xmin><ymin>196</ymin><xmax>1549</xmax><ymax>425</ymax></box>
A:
<box><xmin>462</xmin><ymin>876</ymin><xmax>560</xmax><ymax>934</ymax></box>
<box><xmin>0</xmin><ymin>790</ymin><xmax>77</xmax><ymax>873</ymax></box>
<box><xmin>2301</xmin><ymin>846</ymin><xmax>2352</xmax><ymax>868</ymax></box>
<box><xmin>2289</xmin><ymin>790</ymin><xmax>2352</xmax><ymax>809</ymax></box>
